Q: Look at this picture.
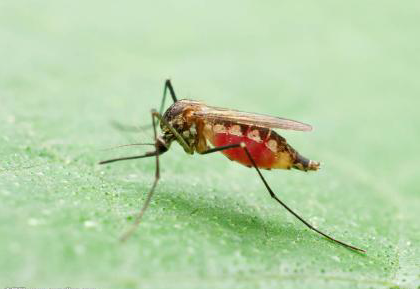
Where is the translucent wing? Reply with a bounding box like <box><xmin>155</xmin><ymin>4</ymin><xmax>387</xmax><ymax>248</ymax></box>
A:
<box><xmin>193</xmin><ymin>105</ymin><xmax>312</xmax><ymax>131</ymax></box>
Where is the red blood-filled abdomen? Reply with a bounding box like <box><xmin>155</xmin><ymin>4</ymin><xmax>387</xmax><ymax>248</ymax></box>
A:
<box><xmin>212</xmin><ymin>131</ymin><xmax>276</xmax><ymax>169</ymax></box>
<box><xmin>202</xmin><ymin>122</ymin><xmax>318</xmax><ymax>171</ymax></box>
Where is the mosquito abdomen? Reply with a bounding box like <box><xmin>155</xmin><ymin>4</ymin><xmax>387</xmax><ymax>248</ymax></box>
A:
<box><xmin>202</xmin><ymin>122</ymin><xmax>319</xmax><ymax>171</ymax></box>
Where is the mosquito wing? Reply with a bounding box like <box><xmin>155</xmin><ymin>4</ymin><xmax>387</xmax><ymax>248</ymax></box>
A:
<box><xmin>193</xmin><ymin>105</ymin><xmax>313</xmax><ymax>131</ymax></box>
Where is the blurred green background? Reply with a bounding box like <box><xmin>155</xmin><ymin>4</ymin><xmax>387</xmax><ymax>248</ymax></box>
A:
<box><xmin>1</xmin><ymin>1</ymin><xmax>419</xmax><ymax>288</ymax></box>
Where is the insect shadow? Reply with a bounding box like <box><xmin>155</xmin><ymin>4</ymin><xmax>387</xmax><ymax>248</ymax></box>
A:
<box><xmin>100</xmin><ymin>79</ymin><xmax>365</xmax><ymax>253</ymax></box>
<box><xmin>123</xmin><ymin>178</ymin><xmax>307</xmax><ymax>247</ymax></box>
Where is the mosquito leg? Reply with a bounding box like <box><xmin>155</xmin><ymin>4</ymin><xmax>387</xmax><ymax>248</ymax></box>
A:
<box><xmin>110</xmin><ymin>80</ymin><xmax>178</xmax><ymax>134</ymax></box>
<box><xmin>113</xmin><ymin>110</ymin><xmax>192</xmax><ymax>241</ymax></box>
<box><xmin>109</xmin><ymin>119</ymin><xmax>156</xmax><ymax>135</ymax></box>
<box><xmin>200</xmin><ymin>143</ymin><xmax>242</xmax><ymax>154</ymax></box>
<box><xmin>110</xmin><ymin>120</ymin><xmax>144</xmax><ymax>133</ymax></box>
<box><xmin>101</xmin><ymin>110</ymin><xmax>191</xmax><ymax>165</ymax></box>
<box><xmin>200</xmin><ymin>143</ymin><xmax>365</xmax><ymax>253</ymax></box>
<box><xmin>99</xmin><ymin>150</ymin><xmax>158</xmax><ymax>165</ymax></box>
<box><xmin>159</xmin><ymin>79</ymin><xmax>178</xmax><ymax>116</ymax></box>
<box><xmin>119</xmin><ymin>110</ymin><xmax>162</xmax><ymax>242</ymax></box>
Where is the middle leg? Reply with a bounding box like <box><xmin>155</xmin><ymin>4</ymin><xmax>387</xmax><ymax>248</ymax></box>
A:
<box><xmin>200</xmin><ymin>143</ymin><xmax>365</xmax><ymax>253</ymax></box>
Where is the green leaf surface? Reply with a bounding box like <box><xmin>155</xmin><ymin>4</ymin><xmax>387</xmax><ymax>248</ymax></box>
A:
<box><xmin>1</xmin><ymin>1</ymin><xmax>419</xmax><ymax>288</ymax></box>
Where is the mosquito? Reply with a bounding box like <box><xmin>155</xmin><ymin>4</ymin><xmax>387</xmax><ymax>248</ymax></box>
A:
<box><xmin>100</xmin><ymin>80</ymin><xmax>365</xmax><ymax>253</ymax></box>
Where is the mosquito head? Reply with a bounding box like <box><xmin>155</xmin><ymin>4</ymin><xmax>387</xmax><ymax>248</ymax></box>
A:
<box><xmin>161</xmin><ymin>99</ymin><xmax>202</xmax><ymax>132</ymax></box>
<box><xmin>163</xmin><ymin>99</ymin><xmax>201</xmax><ymax>122</ymax></box>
